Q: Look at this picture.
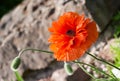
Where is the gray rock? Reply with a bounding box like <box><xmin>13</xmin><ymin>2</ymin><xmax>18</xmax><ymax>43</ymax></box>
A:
<box><xmin>0</xmin><ymin>0</ymin><xmax>89</xmax><ymax>80</ymax></box>
<box><xmin>51</xmin><ymin>69</ymin><xmax>68</xmax><ymax>81</ymax></box>
<box><xmin>0</xmin><ymin>0</ymin><xmax>119</xmax><ymax>81</ymax></box>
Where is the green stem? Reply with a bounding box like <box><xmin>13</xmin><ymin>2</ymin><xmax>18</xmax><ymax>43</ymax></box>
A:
<box><xmin>13</xmin><ymin>48</ymin><xmax>53</xmax><ymax>81</ymax></box>
<box><xmin>74</xmin><ymin>60</ymin><xmax>96</xmax><ymax>79</ymax></box>
<box><xmin>110</xmin><ymin>71</ymin><xmax>120</xmax><ymax>81</ymax></box>
<box><xmin>73</xmin><ymin>61</ymin><xmax>117</xmax><ymax>80</ymax></box>
<box><xmin>86</xmin><ymin>52</ymin><xmax>120</xmax><ymax>71</ymax></box>
<box><xmin>18</xmin><ymin>48</ymin><xmax>53</xmax><ymax>57</ymax></box>
<box><xmin>14</xmin><ymin>71</ymin><xmax>24</xmax><ymax>81</ymax></box>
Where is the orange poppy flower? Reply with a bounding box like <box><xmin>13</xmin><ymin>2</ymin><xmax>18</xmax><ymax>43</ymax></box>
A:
<box><xmin>48</xmin><ymin>12</ymin><xmax>98</xmax><ymax>61</ymax></box>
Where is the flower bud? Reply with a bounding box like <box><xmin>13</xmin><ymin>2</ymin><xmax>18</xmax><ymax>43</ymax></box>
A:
<box><xmin>64</xmin><ymin>62</ymin><xmax>73</xmax><ymax>75</ymax></box>
<box><xmin>11</xmin><ymin>56</ymin><xmax>21</xmax><ymax>71</ymax></box>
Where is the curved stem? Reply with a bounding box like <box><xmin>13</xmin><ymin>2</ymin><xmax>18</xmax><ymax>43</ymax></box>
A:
<box><xmin>18</xmin><ymin>48</ymin><xmax>53</xmax><ymax>57</ymax></box>
<box><xmin>73</xmin><ymin>61</ymin><xmax>117</xmax><ymax>80</ymax></box>
<box><xmin>14</xmin><ymin>48</ymin><xmax>53</xmax><ymax>81</ymax></box>
<box><xmin>12</xmin><ymin>48</ymin><xmax>53</xmax><ymax>81</ymax></box>
<box><xmin>86</xmin><ymin>52</ymin><xmax>120</xmax><ymax>71</ymax></box>
<box><xmin>74</xmin><ymin>60</ymin><xmax>96</xmax><ymax>79</ymax></box>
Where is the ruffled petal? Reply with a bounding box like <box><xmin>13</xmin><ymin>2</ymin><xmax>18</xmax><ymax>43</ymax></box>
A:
<box><xmin>48</xmin><ymin>12</ymin><xmax>98</xmax><ymax>61</ymax></box>
<box><xmin>80</xmin><ymin>21</ymin><xmax>98</xmax><ymax>49</ymax></box>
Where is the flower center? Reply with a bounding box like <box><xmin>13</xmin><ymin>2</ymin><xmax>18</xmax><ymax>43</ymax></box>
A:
<box><xmin>66</xmin><ymin>30</ymin><xmax>75</xmax><ymax>36</ymax></box>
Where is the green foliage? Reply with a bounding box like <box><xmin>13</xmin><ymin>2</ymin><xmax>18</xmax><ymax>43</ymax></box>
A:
<box><xmin>113</xmin><ymin>11</ymin><xmax>120</xmax><ymax>21</ymax></box>
<box><xmin>111</xmin><ymin>10</ymin><xmax>120</xmax><ymax>67</ymax></box>
<box><xmin>89</xmin><ymin>10</ymin><xmax>120</xmax><ymax>79</ymax></box>
<box><xmin>110</xmin><ymin>39</ymin><xmax>120</xmax><ymax>67</ymax></box>
<box><xmin>111</xmin><ymin>10</ymin><xmax>120</xmax><ymax>66</ymax></box>
<box><xmin>108</xmin><ymin>10</ymin><xmax>120</xmax><ymax>80</ymax></box>
<box><xmin>114</xmin><ymin>27</ymin><xmax>120</xmax><ymax>38</ymax></box>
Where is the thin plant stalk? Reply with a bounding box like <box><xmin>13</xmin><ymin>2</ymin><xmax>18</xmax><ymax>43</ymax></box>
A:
<box><xmin>74</xmin><ymin>60</ymin><xmax>96</xmax><ymax>80</ymax></box>
<box><xmin>12</xmin><ymin>48</ymin><xmax>53</xmax><ymax>81</ymax></box>
<box><xmin>86</xmin><ymin>52</ymin><xmax>120</xmax><ymax>71</ymax></box>
<box><xmin>14</xmin><ymin>71</ymin><xmax>24</xmax><ymax>81</ymax></box>
<box><xmin>110</xmin><ymin>70</ymin><xmax>120</xmax><ymax>81</ymax></box>
<box><xmin>18</xmin><ymin>48</ymin><xmax>53</xmax><ymax>57</ymax></box>
<box><xmin>74</xmin><ymin>61</ymin><xmax>118</xmax><ymax>80</ymax></box>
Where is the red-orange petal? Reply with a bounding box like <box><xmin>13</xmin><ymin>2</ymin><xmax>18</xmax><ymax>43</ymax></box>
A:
<box><xmin>80</xmin><ymin>21</ymin><xmax>98</xmax><ymax>50</ymax></box>
<box><xmin>48</xmin><ymin>12</ymin><xmax>99</xmax><ymax>61</ymax></box>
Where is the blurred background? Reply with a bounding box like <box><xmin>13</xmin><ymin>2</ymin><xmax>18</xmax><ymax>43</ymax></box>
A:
<box><xmin>0</xmin><ymin>0</ymin><xmax>120</xmax><ymax>81</ymax></box>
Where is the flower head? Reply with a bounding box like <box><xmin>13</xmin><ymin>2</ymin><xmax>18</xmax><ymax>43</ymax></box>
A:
<box><xmin>48</xmin><ymin>12</ymin><xmax>98</xmax><ymax>61</ymax></box>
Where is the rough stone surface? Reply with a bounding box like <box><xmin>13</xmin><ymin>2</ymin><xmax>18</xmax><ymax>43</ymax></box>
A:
<box><xmin>98</xmin><ymin>39</ymin><xmax>115</xmax><ymax>61</ymax></box>
<box><xmin>51</xmin><ymin>68</ymin><xmax>68</xmax><ymax>81</ymax></box>
<box><xmin>0</xmin><ymin>0</ymin><xmax>119</xmax><ymax>81</ymax></box>
<box><xmin>0</xmin><ymin>0</ymin><xmax>89</xmax><ymax>81</ymax></box>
